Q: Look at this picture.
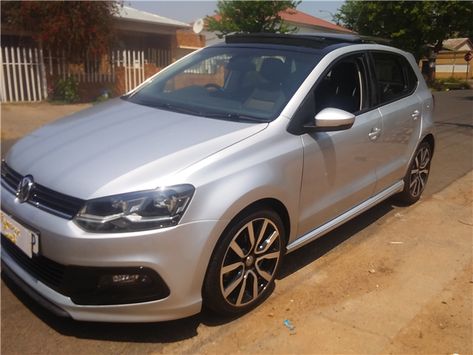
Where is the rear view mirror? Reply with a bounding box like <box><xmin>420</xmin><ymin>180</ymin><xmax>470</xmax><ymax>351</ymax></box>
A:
<box><xmin>305</xmin><ymin>107</ymin><xmax>355</xmax><ymax>132</ymax></box>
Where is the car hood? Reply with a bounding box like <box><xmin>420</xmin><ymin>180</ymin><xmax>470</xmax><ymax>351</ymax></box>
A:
<box><xmin>6</xmin><ymin>99</ymin><xmax>267</xmax><ymax>199</ymax></box>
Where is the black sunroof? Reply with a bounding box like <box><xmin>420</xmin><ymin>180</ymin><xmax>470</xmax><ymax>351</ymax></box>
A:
<box><xmin>225</xmin><ymin>33</ymin><xmax>389</xmax><ymax>49</ymax></box>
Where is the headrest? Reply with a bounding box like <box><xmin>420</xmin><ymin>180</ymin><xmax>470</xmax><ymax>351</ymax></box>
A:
<box><xmin>331</xmin><ymin>62</ymin><xmax>357</xmax><ymax>81</ymax></box>
<box><xmin>226</xmin><ymin>57</ymin><xmax>256</xmax><ymax>72</ymax></box>
<box><xmin>260</xmin><ymin>58</ymin><xmax>289</xmax><ymax>84</ymax></box>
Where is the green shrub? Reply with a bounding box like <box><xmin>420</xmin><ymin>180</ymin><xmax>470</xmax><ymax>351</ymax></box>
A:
<box><xmin>430</xmin><ymin>77</ymin><xmax>471</xmax><ymax>91</ymax></box>
<box><xmin>53</xmin><ymin>77</ymin><xmax>79</xmax><ymax>103</ymax></box>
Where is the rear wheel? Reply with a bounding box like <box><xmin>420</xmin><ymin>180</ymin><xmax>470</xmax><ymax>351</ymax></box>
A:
<box><xmin>203</xmin><ymin>209</ymin><xmax>285</xmax><ymax>316</ymax></box>
<box><xmin>397</xmin><ymin>141</ymin><xmax>432</xmax><ymax>205</ymax></box>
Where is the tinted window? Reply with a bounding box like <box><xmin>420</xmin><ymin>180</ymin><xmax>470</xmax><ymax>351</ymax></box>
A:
<box><xmin>372</xmin><ymin>52</ymin><xmax>418</xmax><ymax>104</ymax></box>
<box><xmin>313</xmin><ymin>54</ymin><xmax>367</xmax><ymax>115</ymax></box>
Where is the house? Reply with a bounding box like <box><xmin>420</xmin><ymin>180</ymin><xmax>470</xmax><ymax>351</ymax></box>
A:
<box><xmin>279</xmin><ymin>8</ymin><xmax>352</xmax><ymax>34</ymax></box>
<box><xmin>442</xmin><ymin>38</ymin><xmax>473</xmax><ymax>52</ymax></box>
<box><xmin>0</xmin><ymin>6</ymin><xmax>205</xmax><ymax>102</ymax></box>
<box><xmin>433</xmin><ymin>38</ymin><xmax>473</xmax><ymax>79</ymax></box>
<box><xmin>114</xmin><ymin>6</ymin><xmax>205</xmax><ymax>65</ymax></box>
<box><xmin>203</xmin><ymin>8</ymin><xmax>352</xmax><ymax>46</ymax></box>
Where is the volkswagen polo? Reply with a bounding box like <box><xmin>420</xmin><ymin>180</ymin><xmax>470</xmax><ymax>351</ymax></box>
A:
<box><xmin>1</xmin><ymin>33</ymin><xmax>434</xmax><ymax>322</ymax></box>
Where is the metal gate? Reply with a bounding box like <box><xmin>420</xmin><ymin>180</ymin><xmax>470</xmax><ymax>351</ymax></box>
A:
<box><xmin>115</xmin><ymin>50</ymin><xmax>145</xmax><ymax>93</ymax></box>
<box><xmin>1</xmin><ymin>47</ymin><xmax>172</xmax><ymax>101</ymax></box>
<box><xmin>0</xmin><ymin>46</ymin><xmax>48</xmax><ymax>102</ymax></box>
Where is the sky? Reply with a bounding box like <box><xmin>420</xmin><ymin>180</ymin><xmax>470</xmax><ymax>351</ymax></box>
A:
<box><xmin>127</xmin><ymin>1</ymin><xmax>345</xmax><ymax>24</ymax></box>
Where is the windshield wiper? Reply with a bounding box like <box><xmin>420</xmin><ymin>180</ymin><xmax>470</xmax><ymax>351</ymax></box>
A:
<box><xmin>127</xmin><ymin>97</ymin><xmax>267</xmax><ymax>123</ymax></box>
<box><xmin>201</xmin><ymin>112</ymin><xmax>267</xmax><ymax>123</ymax></box>
<box><xmin>150</xmin><ymin>102</ymin><xmax>205</xmax><ymax>116</ymax></box>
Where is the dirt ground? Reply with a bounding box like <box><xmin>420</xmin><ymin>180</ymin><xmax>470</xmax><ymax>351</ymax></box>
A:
<box><xmin>0</xmin><ymin>102</ymin><xmax>92</xmax><ymax>156</ymax></box>
<box><xmin>0</xmin><ymin>91</ymin><xmax>472</xmax><ymax>354</ymax></box>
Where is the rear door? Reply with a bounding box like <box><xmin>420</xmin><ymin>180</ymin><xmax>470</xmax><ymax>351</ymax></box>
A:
<box><xmin>369</xmin><ymin>51</ymin><xmax>422</xmax><ymax>193</ymax></box>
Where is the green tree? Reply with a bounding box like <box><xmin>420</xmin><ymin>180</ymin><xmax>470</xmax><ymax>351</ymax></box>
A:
<box><xmin>207</xmin><ymin>0</ymin><xmax>300</xmax><ymax>38</ymax></box>
<box><xmin>1</xmin><ymin>1</ymin><xmax>119</xmax><ymax>63</ymax></box>
<box><xmin>334</xmin><ymin>1</ymin><xmax>473</xmax><ymax>63</ymax></box>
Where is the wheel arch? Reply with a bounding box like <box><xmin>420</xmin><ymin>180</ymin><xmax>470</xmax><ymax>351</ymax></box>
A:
<box><xmin>422</xmin><ymin>133</ymin><xmax>435</xmax><ymax>156</ymax></box>
<box><xmin>227</xmin><ymin>198</ymin><xmax>291</xmax><ymax>247</ymax></box>
<box><xmin>207</xmin><ymin>198</ymin><xmax>292</xmax><ymax>258</ymax></box>
<box><xmin>403</xmin><ymin>133</ymin><xmax>435</xmax><ymax>178</ymax></box>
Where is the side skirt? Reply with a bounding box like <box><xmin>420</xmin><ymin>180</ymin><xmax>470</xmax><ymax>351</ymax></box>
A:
<box><xmin>286</xmin><ymin>180</ymin><xmax>404</xmax><ymax>253</ymax></box>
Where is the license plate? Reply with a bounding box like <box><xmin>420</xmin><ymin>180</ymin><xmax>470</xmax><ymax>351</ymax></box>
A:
<box><xmin>1</xmin><ymin>210</ymin><xmax>39</xmax><ymax>258</ymax></box>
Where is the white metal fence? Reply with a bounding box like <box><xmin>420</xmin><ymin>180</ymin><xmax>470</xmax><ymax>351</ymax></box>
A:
<box><xmin>115</xmin><ymin>50</ymin><xmax>145</xmax><ymax>93</ymax></box>
<box><xmin>0</xmin><ymin>47</ymin><xmax>48</xmax><ymax>102</ymax></box>
<box><xmin>184</xmin><ymin>55</ymin><xmax>229</xmax><ymax>75</ymax></box>
<box><xmin>44</xmin><ymin>49</ymin><xmax>115</xmax><ymax>83</ymax></box>
<box><xmin>0</xmin><ymin>46</ymin><xmax>173</xmax><ymax>102</ymax></box>
<box><xmin>147</xmin><ymin>48</ymin><xmax>172</xmax><ymax>69</ymax></box>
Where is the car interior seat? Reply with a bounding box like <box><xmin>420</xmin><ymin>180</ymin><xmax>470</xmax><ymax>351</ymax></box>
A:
<box><xmin>243</xmin><ymin>57</ymin><xmax>290</xmax><ymax>113</ymax></box>
<box><xmin>315</xmin><ymin>61</ymin><xmax>360</xmax><ymax>114</ymax></box>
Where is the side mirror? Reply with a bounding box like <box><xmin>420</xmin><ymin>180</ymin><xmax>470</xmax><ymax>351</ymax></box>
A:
<box><xmin>304</xmin><ymin>108</ymin><xmax>355</xmax><ymax>132</ymax></box>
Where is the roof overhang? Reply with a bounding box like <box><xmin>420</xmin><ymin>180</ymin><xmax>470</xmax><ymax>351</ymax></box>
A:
<box><xmin>114</xmin><ymin>6</ymin><xmax>190</xmax><ymax>31</ymax></box>
<box><xmin>113</xmin><ymin>19</ymin><xmax>185</xmax><ymax>35</ymax></box>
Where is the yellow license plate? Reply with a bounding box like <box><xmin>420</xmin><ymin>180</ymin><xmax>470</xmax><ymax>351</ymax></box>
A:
<box><xmin>1</xmin><ymin>210</ymin><xmax>39</xmax><ymax>258</ymax></box>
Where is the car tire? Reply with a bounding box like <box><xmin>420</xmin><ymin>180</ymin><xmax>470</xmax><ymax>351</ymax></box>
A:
<box><xmin>396</xmin><ymin>141</ymin><xmax>432</xmax><ymax>205</ymax></box>
<box><xmin>203</xmin><ymin>208</ymin><xmax>285</xmax><ymax>316</ymax></box>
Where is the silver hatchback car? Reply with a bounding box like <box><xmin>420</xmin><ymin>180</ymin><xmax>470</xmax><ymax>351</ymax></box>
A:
<box><xmin>1</xmin><ymin>33</ymin><xmax>434</xmax><ymax>322</ymax></box>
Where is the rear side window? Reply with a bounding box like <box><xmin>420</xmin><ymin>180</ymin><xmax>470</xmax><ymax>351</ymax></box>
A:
<box><xmin>372</xmin><ymin>52</ymin><xmax>418</xmax><ymax>104</ymax></box>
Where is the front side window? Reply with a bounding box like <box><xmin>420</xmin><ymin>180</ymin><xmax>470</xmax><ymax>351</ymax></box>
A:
<box><xmin>313</xmin><ymin>54</ymin><xmax>367</xmax><ymax>115</ymax></box>
<box><xmin>372</xmin><ymin>52</ymin><xmax>418</xmax><ymax>104</ymax></box>
<box><xmin>126</xmin><ymin>47</ymin><xmax>321</xmax><ymax>122</ymax></box>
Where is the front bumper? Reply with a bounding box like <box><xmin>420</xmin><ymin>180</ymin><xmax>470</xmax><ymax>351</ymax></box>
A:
<box><xmin>1</xmin><ymin>185</ymin><xmax>228</xmax><ymax>322</ymax></box>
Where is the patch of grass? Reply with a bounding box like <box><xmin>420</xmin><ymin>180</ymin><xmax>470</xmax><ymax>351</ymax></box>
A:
<box><xmin>429</xmin><ymin>77</ymin><xmax>471</xmax><ymax>91</ymax></box>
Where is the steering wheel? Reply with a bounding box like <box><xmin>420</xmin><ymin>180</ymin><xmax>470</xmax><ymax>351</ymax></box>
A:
<box><xmin>204</xmin><ymin>83</ymin><xmax>224</xmax><ymax>93</ymax></box>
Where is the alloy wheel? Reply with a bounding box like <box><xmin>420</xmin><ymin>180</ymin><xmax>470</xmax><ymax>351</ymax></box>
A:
<box><xmin>409</xmin><ymin>146</ymin><xmax>431</xmax><ymax>198</ymax></box>
<box><xmin>219</xmin><ymin>217</ymin><xmax>282</xmax><ymax>307</ymax></box>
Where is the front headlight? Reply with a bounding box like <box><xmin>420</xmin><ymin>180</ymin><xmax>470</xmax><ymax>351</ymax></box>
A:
<box><xmin>74</xmin><ymin>185</ymin><xmax>194</xmax><ymax>233</ymax></box>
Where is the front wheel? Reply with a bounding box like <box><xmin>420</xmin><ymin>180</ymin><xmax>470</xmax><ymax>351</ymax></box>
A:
<box><xmin>396</xmin><ymin>141</ymin><xmax>432</xmax><ymax>205</ymax></box>
<box><xmin>203</xmin><ymin>209</ymin><xmax>285</xmax><ymax>316</ymax></box>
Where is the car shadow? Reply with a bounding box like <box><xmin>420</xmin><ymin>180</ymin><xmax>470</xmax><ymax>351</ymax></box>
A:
<box><xmin>1</xmin><ymin>271</ymin><xmax>241</xmax><ymax>343</ymax></box>
<box><xmin>278</xmin><ymin>199</ymin><xmax>394</xmax><ymax>279</ymax></box>
<box><xmin>435</xmin><ymin>121</ymin><xmax>473</xmax><ymax>129</ymax></box>
<box><xmin>1</xmin><ymin>199</ymin><xmax>395</xmax><ymax>343</ymax></box>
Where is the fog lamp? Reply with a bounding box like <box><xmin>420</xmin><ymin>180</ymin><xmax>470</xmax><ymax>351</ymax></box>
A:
<box><xmin>98</xmin><ymin>272</ymin><xmax>152</xmax><ymax>288</ymax></box>
<box><xmin>62</xmin><ymin>266</ymin><xmax>170</xmax><ymax>305</ymax></box>
<box><xmin>112</xmin><ymin>274</ymin><xmax>141</xmax><ymax>284</ymax></box>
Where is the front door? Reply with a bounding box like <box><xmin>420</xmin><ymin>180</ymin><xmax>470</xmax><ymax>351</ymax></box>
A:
<box><xmin>296</xmin><ymin>53</ymin><xmax>381</xmax><ymax>236</ymax></box>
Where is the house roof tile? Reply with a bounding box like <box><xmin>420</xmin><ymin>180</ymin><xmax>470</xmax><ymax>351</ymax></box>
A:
<box><xmin>280</xmin><ymin>8</ymin><xmax>352</xmax><ymax>33</ymax></box>
<box><xmin>210</xmin><ymin>8</ymin><xmax>351</xmax><ymax>33</ymax></box>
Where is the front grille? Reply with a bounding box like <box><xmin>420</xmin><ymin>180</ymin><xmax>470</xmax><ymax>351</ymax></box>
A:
<box><xmin>1</xmin><ymin>162</ymin><xmax>84</xmax><ymax>219</ymax></box>
<box><xmin>1</xmin><ymin>235</ymin><xmax>65</xmax><ymax>292</ymax></box>
<box><xmin>1</xmin><ymin>161</ymin><xmax>22</xmax><ymax>188</ymax></box>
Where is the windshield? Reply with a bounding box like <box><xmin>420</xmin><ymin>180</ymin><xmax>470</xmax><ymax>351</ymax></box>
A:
<box><xmin>125</xmin><ymin>46</ymin><xmax>321</xmax><ymax>122</ymax></box>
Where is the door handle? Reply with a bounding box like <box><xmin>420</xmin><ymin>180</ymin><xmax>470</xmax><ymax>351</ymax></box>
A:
<box><xmin>411</xmin><ymin>110</ymin><xmax>420</xmax><ymax>120</ymax></box>
<box><xmin>368</xmin><ymin>127</ymin><xmax>381</xmax><ymax>141</ymax></box>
